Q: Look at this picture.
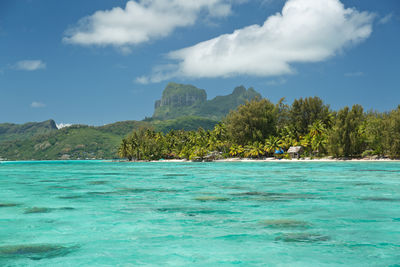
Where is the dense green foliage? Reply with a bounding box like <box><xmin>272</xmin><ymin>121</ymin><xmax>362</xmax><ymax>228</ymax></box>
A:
<box><xmin>119</xmin><ymin>125</ymin><xmax>230</xmax><ymax>161</ymax></box>
<box><xmin>152</xmin><ymin>83</ymin><xmax>261</xmax><ymax>120</ymax></box>
<box><xmin>151</xmin><ymin>116</ymin><xmax>218</xmax><ymax>133</ymax></box>
<box><xmin>0</xmin><ymin>120</ymin><xmax>57</xmax><ymax>142</ymax></box>
<box><xmin>288</xmin><ymin>97</ymin><xmax>332</xmax><ymax>136</ymax></box>
<box><xmin>0</xmin><ymin>121</ymin><xmax>150</xmax><ymax>160</ymax></box>
<box><xmin>1</xmin><ymin>83</ymin><xmax>399</xmax><ymax>161</ymax></box>
<box><xmin>0</xmin><ymin>118</ymin><xmax>216</xmax><ymax>160</ymax></box>
<box><xmin>328</xmin><ymin>105</ymin><xmax>366</xmax><ymax>157</ymax></box>
<box><xmin>225</xmin><ymin>98</ymin><xmax>277</xmax><ymax>145</ymax></box>
<box><xmin>120</xmin><ymin>99</ymin><xmax>400</xmax><ymax>161</ymax></box>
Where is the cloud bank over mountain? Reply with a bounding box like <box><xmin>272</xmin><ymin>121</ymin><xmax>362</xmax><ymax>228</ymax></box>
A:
<box><xmin>139</xmin><ymin>0</ymin><xmax>374</xmax><ymax>83</ymax></box>
<box><xmin>64</xmin><ymin>0</ymin><xmax>233</xmax><ymax>49</ymax></box>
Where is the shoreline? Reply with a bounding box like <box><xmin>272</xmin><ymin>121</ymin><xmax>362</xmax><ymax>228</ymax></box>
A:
<box><xmin>149</xmin><ymin>157</ymin><xmax>400</xmax><ymax>163</ymax></box>
<box><xmin>1</xmin><ymin>158</ymin><xmax>399</xmax><ymax>163</ymax></box>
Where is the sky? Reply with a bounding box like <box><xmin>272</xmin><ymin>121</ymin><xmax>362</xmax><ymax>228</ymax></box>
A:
<box><xmin>0</xmin><ymin>0</ymin><xmax>399</xmax><ymax>126</ymax></box>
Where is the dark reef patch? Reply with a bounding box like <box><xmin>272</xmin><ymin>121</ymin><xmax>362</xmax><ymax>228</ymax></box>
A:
<box><xmin>58</xmin><ymin>195</ymin><xmax>84</xmax><ymax>199</ymax></box>
<box><xmin>360</xmin><ymin>197</ymin><xmax>400</xmax><ymax>202</ymax></box>
<box><xmin>260</xmin><ymin>219</ymin><xmax>311</xmax><ymax>229</ymax></box>
<box><xmin>156</xmin><ymin>207</ymin><xmax>237</xmax><ymax>216</ymax></box>
<box><xmin>87</xmin><ymin>187</ymin><xmax>180</xmax><ymax>196</ymax></box>
<box><xmin>156</xmin><ymin>207</ymin><xmax>191</xmax><ymax>213</ymax></box>
<box><xmin>275</xmin><ymin>233</ymin><xmax>330</xmax><ymax>243</ymax></box>
<box><xmin>48</xmin><ymin>185</ymin><xmax>78</xmax><ymax>189</ymax></box>
<box><xmin>358</xmin><ymin>170</ymin><xmax>400</xmax><ymax>173</ymax></box>
<box><xmin>353</xmin><ymin>182</ymin><xmax>375</xmax><ymax>186</ymax></box>
<box><xmin>88</xmin><ymin>181</ymin><xmax>108</xmax><ymax>185</ymax></box>
<box><xmin>24</xmin><ymin>207</ymin><xmax>52</xmax><ymax>214</ymax></box>
<box><xmin>187</xmin><ymin>209</ymin><xmax>237</xmax><ymax>215</ymax></box>
<box><xmin>194</xmin><ymin>195</ymin><xmax>229</xmax><ymax>202</ymax></box>
<box><xmin>86</xmin><ymin>191</ymin><xmax>114</xmax><ymax>196</ymax></box>
<box><xmin>231</xmin><ymin>191</ymin><xmax>317</xmax><ymax>201</ymax></box>
<box><xmin>0</xmin><ymin>203</ymin><xmax>20</xmax><ymax>208</ymax></box>
<box><xmin>58</xmin><ymin>207</ymin><xmax>75</xmax><ymax>211</ymax></box>
<box><xmin>0</xmin><ymin>244</ymin><xmax>79</xmax><ymax>260</ymax></box>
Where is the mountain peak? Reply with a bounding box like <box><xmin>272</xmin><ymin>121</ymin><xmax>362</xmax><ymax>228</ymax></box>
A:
<box><xmin>232</xmin><ymin>86</ymin><xmax>246</xmax><ymax>95</ymax></box>
<box><xmin>0</xmin><ymin>119</ymin><xmax>58</xmax><ymax>143</ymax></box>
<box><xmin>154</xmin><ymin>83</ymin><xmax>207</xmax><ymax>110</ymax></box>
<box><xmin>153</xmin><ymin>83</ymin><xmax>261</xmax><ymax>120</ymax></box>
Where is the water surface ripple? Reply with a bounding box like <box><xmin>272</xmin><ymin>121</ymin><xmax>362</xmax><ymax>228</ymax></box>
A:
<box><xmin>1</xmin><ymin>161</ymin><xmax>400</xmax><ymax>266</ymax></box>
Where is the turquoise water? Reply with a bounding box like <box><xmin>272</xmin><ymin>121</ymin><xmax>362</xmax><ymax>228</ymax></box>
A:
<box><xmin>1</xmin><ymin>161</ymin><xmax>400</xmax><ymax>266</ymax></box>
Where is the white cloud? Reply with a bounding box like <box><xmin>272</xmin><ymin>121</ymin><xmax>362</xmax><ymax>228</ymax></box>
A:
<box><xmin>344</xmin><ymin>71</ymin><xmax>364</xmax><ymax>77</ymax></box>
<box><xmin>136</xmin><ymin>63</ymin><xmax>177</xmax><ymax>84</ymax></box>
<box><xmin>140</xmin><ymin>0</ymin><xmax>374</xmax><ymax>82</ymax></box>
<box><xmin>14</xmin><ymin>60</ymin><xmax>46</xmax><ymax>71</ymax></box>
<box><xmin>379</xmin><ymin>13</ymin><xmax>393</xmax><ymax>25</ymax></box>
<box><xmin>136</xmin><ymin>76</ymin><xmax>150</xmax><ymax>84</ymax></box>
<box><xmin>266</xmin><ymin>78</ymin><xmax>287</xmax><ymax>86</ymax></box>
<box><xmin>63</xmin><ymin>0</ymin><xmax>233</xmax><ymax>49</ymax></box>
<box><xmin>56</xmin><ymin>123</ymin><xmax>72</xmax><ymax>129</ymax></box>
<box><xmin>31</xmin><ymin>101</ymin><xmax>46</xmax><ymax>108</ymax></box>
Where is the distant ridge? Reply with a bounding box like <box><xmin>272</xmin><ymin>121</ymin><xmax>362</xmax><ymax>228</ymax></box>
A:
<box><xmin>152</xmin><ymin>82</ymin><xmax>261</xmax><ymax>120</ymax></box>
<box><xmin>0</xmin><ymin>120</ymin><xmax>57</xmax><ymax>143</ymax></box>
<box><xmin>0</xmin><ymin>83</ymin><xmax>263</xmax><ymax>160</ymax></box>
<box><xmin>0</xmin><ymin>121</ymin><xmax>151</xmax><ymax>160</ymax></box>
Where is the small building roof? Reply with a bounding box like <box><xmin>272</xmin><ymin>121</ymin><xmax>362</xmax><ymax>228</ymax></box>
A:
<box><xmin>287</xmin><ymin>146</ymin><xmax>302</xmax><ymax>153</ymax></box>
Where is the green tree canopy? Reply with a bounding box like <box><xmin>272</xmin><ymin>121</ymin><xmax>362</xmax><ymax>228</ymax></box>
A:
<box><xmin>224</xmin><ymin>98</ymin><xmax>277</xmax><ymax>145</ymax></box>
<box><xmin>289</xmin><ymin>97</ymin><xmax>331</xmax><ymax>136</ymax></box>
<box><xmin>328</xmin><ymin>105</ymin><xmax>366</xmax><ymax>157</ymax></box>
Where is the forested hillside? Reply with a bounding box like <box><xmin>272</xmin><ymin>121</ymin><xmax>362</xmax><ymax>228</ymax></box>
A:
<box><xmin>0</xmin><ymin>83</ymin><xmax>256</xmax><ymax>160</ymax></box>
<box><xmin>0</xmin><ymin>120</ymin><xmax>58</xmax><ymax>142</ymax></box>
<box><xmin>119</xmin><ymin>98</ymin><xmax>400</xmax><ymax>161</ymax></box>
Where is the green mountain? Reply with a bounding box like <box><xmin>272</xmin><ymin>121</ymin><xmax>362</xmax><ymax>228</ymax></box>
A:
<box><xmin>0</xmin><ymin>120</ymin><xmax>58</xmax><ymax>142</ymax></box>
<box><xmin>152</xmin><ymin>116</ymin><xmax>219</xmax><ymax>133</ymax></box>
<box><xmin>0</xmin><ymin>118</ymin><xmax>220</xmax><ymax>160</ymax></box>
<box><xmin>152</xmin><ymin>82</ymin><xmax>261</xmax><ymax>120</ymax></box>
<box><xmin>0</xmin><ymin>121</ymin><xmax>151</xmax><ymax>160</ymax></box>
<box><xmin>0</xmin><ymin>83</ymin><xmax>262</xmax><ymax>160</ymax></box>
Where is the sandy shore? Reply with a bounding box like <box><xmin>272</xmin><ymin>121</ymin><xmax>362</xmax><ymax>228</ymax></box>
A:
<box><xmin>151</xmin><ymin>157</ymin><xmax>400</xmax><ymax>163</ymax></box>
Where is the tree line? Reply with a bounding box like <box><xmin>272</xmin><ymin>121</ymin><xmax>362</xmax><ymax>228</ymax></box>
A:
<box><xmin>119</xmin><ymin>97</ymin><xmax>400</xmax><ymax>160</ymax></box>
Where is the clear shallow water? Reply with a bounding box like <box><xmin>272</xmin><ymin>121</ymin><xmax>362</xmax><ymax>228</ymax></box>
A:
<box><xmin>1</xmin><ymin>161</ymin><xmax>400</xmax><ymax>266</ymax></box>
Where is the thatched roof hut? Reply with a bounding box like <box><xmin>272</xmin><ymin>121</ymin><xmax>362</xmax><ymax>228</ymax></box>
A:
<box><xmin>287</xmin><ymin>146</ymin><xmax>303</xmax><ymax>159</ymax></box>
<box><xmin>204</xmin><ymin>151</ymin><xmax>222</xmax><ymax>162</ymax></box>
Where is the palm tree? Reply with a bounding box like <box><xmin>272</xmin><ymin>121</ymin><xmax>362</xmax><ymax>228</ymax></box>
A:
<box><xmin>308</xmin><ymin>121</ymin><xmax>327</xmax><ymax>156</ymax></box>
<box><xmin>264</xmin><ymin>136</ymin><xmax>283</xmax><ymax>156</ymax></box>
<box><xmin>118</xmin><ymin>138</ymin><xmax>132</xmax><ymax>161</ymax></box>
<box><xmin>229</xmin><ymin>144</ymin><xmax>245</xmax><ymax>158</ymax></box>
<box><xmin>309</xmin><ymin>120</ymin><xmax>326</xmax><ymax>138</ymax></box>
<box><xmin>311</xmin><ymin>133</ymin><xmax>327</xmax><ymax>156</ymax></box>
<box><xmin>300</xmin><ymin>134</ymin><xmax>312</xmax><ymax>156</ymax></box>
<box><xmin>244</xmin><ymin>142</ymin><xmax>264</xmax><ymax>158</ymax></box>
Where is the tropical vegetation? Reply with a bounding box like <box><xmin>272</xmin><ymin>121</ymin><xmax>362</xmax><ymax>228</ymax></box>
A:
<box><xmin>119</xmin><ymin>97</ymin><xmax>400</xmax><ymax>161</ymax></box>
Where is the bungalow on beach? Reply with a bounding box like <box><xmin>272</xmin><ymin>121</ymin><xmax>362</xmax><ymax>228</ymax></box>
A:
<box><xmin>287</xmin><ymin>146</ymin><xmax>303</xmax><ymax>159</ymax></box>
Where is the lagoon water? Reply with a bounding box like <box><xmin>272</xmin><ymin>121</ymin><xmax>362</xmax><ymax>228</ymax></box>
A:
<box><xmin>1</xmin><ymin>161</ymin><xmax>400</xmax><ymax>266</ymax></box>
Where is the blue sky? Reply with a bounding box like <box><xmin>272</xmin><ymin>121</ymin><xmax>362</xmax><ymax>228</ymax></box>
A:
<box><xmin>0</xmin><ymin>0</ymin><xmax>399</xmax><ymax>126</ymax></box>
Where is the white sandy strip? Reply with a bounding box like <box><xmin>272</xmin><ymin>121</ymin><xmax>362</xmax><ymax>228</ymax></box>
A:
<box><xmin>151</xmin><ymin>158</ymin><xmax>400</xmax><ymax>163</ymax></box>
